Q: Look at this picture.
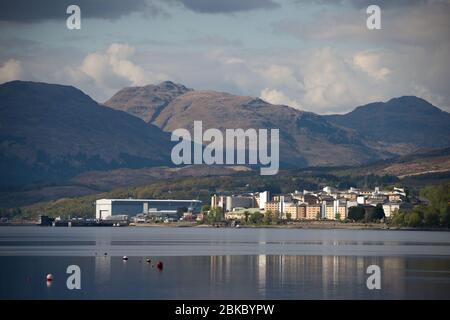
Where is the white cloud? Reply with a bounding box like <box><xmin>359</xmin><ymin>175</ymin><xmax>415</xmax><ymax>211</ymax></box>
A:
<box><xmin>353</xmin><ymin>51</ymin><xmax>391</xmax><ymax>81</ymax></box>
<box><xmin>260</xmin><ymin>88</ymin><xmax>302</xmax><ymax>108</ymax></box>
<box><xmin>257</xmin><ymin>64</ymin><xmax>303</xmax><ymax>89</ymax></box>
<box><xmin>80</xmin><ymin>43</ymin><xmax>148</xmax><ymax>87</ymax></box>
<box><xmin>61</xmin><ymin>43</ymin><xmax>170</xmax><ymax>101</ymax></box>
<box><xmin>0</xmin><ymin>59</ymin><xmax>22</xmax><ymax>83</ymax></box>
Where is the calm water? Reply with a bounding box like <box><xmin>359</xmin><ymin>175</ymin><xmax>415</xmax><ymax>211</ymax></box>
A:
<box><xmin>0</xmin><ymin>226</ymin><xmax>449</xmax><ymax>299</ymax></box>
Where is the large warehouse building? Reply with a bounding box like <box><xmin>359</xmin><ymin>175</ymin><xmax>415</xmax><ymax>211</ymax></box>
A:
<box><xmin>95</xmin><ymin>198</ymin><xmax>202</xmax><ymax>220</ymax></box>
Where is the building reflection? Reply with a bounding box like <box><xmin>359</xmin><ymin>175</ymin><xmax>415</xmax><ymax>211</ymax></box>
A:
<box><xmin>95</xmin><ymin>255</ymin><xmax>111</xmax><ymax>285</ymax></box>
<box><xmin>257</xmin><ymin>255</ymin><xmax>266</xmax><ymax>297</ymax></box>
<box><xmin>207</xmin><ymin>254</ymin><xmax>407</xmax><ymax>299</ymax></box>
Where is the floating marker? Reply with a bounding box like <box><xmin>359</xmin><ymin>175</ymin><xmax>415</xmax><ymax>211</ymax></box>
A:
<box><xmin>146</xmin><ymin>258</ymin><xmax>151</xmax><ymax>263</ymax></box>
<box><xmin>46</xmin><ymin>274</ymin><xmax>53</xmax><ymax>281</ymax></box>
<box><xmin>122</xmin><ymin>256</ymin><xmax>128</xmax><ymax>261</ymax></box>
<box><xmin>156</xmin><ymin>261</ymin><xmax>163</xmax><ymax>270</ymax></box>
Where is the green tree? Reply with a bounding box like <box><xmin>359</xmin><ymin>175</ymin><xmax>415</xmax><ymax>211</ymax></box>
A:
<box><xmin>348</xmin><ymin>206</ymin><xmax>365</xmax><ymax>221</ymax></box>
<box><xmin>335</xmin><ymin>213</ymin><xmax>341</xmax><ymax>220</ymax></box>
<box><xmin>424</xmin><ymin>210</ymin><xmax>439</xmax><ymax>226</ymax></box>
<box><xmin>406</xmin><ymin>211</ymin><xmax>422</xmax><ymax>227</ymax></box>
<box><xmin>390</xmin><ymin>210</ymin><xmax>406</xmax><ymax>226</ymax></box>
<box><xmin>213</xmin><ymin>207</ymin><xmax>224</xmax><ymax>221</ymax></box>
<box><xmin>250</xmin><ymin>211</ymin><xmax>263</xmax><ymax>224</ymax></box>
<box><xmin>201</xmin><ymin>205</ymin><xmax>211</xmax><ymax>213</ymax></box>
<box><xmin>421</xmin><ymin>183</ymin><xmax>450</xmax><ymax>227</ymax></box>
<box><xmin>263</xmin><ymin>210</ymin><xmax>272</xmax><ymax>225</ymax></box>
<box><xmin>365</xmin><ymin>204</ymin><xmax>385</xmax><ymax>222</ymax></box>
<box><xmin>271</xmin><ymin>211</ymin><xmax>279</xmax><ymax>225</ymax></box>
<box><xmin>243</xmin><ymin>211</ymin><xmax>250</xmax><ymax>224</ymax></box>
<box><xmin>285</xmin><ymin>212</ymin><xmax>292</xmax><ymax>221</ymax></box>
<box><xmin>440</xmin><ymin>205</ymin><xmax>450</xmax><ymax>228</ymax></box>
<box><xmin>204</xmin><ymin>207</ymin><xmax>224</xmax><ymax>224</ymax></box>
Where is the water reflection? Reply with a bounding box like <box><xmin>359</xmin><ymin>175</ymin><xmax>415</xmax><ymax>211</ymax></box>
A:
<box><xmin>0</xmin><ymin>254</ymin><xmax>438</xmax><ymax>299</ymax></box>
<box><xmin>1</xmin><ymin>226</ymin><xmax>449</xmax><ymax>299</ymax></box>
<box><xmin>95</xmin><ymin>255</ymin><xmax>111</xmax><ymax>285</ymax></box>
<box><xmin>192</xmin><ymin>255</ymin><xmax>438</xmax><ymax>299</ymax></box>
<box><xmin>258</xmin><ymin>255</ymin><xmax>266</xmax><ymax>298</ymax></box>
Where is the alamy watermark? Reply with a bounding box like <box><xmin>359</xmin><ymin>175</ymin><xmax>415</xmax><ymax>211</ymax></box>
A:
<box><xmin>171</xmin><ymin>121</ymin><xmax>279</xmax><ymax>175</ymax></box>
<box><xmin>366</xmin><ymin>264</ymin><xmax>381</xmax><ymax>290</ymax></box>
<box><xmin>367</xmin><ymin>5</ymin><xmax>381</xmax><ymax>30</ymax></box>
<box><xmin>66</xmin><ymin>5</ymin><xmax>81</xmax><ymax>30</ymax></box>
<box><xmin>66</xmin><ymin>4</ymin><xmax>381</xmax><ymax>31</ymax></box>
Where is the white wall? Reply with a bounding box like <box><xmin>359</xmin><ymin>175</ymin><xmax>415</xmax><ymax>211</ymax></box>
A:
<box><xmin>95</xmin><ymin>199</ymin><xmax>112</xmax><ymax>220</ymax></box>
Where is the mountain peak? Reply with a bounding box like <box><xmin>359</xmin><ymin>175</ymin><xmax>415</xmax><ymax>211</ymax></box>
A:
<box><xmin>2</xmin><ymin>80</ymin><xmax>77</xmax><ymax>92</ymax></box>
<box><xmin>0</xmin><ymin>80</ymin><xmax>95</xmax><ymax>108</ymax></box>
<box><xmin>386</xmin><ymin>95</ymin><xmax>437</xmax><ymax>108</ymax></box>
<box><xmin>105</xmin><ymin>81</ymin><xmax>192</xmax><ymax>123</ymax></box>
<box><xmin>387</xmin><ymin>95</ymin><xmax>428</xmax><ymax>103</ymax></box>
<box><xmin>157</xmin><ymin>80</ymin><xmax>191</xmax><ymax>92</ymax></box>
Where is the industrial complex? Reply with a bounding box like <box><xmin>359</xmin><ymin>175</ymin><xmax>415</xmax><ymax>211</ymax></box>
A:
<box><xmin>95</xmin><ymin>198</ymin><xmax>202</xmax><ymax>220</ymax></box>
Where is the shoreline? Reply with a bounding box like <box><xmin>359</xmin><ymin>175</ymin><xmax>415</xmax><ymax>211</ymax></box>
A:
<box><xmin>3</xmin><ymin>221</ymin><xmax>448</xmax><ymax>231</ymax></box>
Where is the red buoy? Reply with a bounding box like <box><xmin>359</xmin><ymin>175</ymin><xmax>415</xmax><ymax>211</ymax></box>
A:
<box><xmin>156</xmin><ymin>261</ymin><xmax>163</xmax><ymax>270</ymax></box>
<box><xmin>46</xmin><ymin>274</ymin><xmax>53</xmax><ymax>281</ymax></box>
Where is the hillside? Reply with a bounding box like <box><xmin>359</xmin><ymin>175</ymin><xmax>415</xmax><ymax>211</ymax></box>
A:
<box><xmin>0</xmin><ymin>81</ymin><xmax>172</xmax><ymax>187</ymax></box>
<box><xmin>324</xmin><ymin>96</ymin><xmax>450</xmax><ymax>151</ymax></box>
<box><xmin>0</xmin><ymin>165</ymin><xmax>251</xmax><ymax>208</ymax></box>
<box><xmin>333</xmin><ymin>147</ymin><xmax>450</xmax><ymax>178</ymax></box>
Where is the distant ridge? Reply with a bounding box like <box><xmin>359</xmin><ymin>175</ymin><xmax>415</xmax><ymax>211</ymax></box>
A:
<box><xmin>324</xmin><ymin>96</ymin><xmax>450</xmax><ymax>149</ymax></box>
<box><xmin>0</xmin><ymin>81</ymin><xmax>172</xmax><ymax>187</ymax></box>
<box><xmin>105</xmin><ymin>83</ymin><xmax>394</xmax><ymax>168</ymax></box>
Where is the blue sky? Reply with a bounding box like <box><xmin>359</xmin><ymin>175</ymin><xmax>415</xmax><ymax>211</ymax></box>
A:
<box><xmin>0</xmin><ymin>0</ymin><xmax>449</xmax><ymax>114</ymax></box>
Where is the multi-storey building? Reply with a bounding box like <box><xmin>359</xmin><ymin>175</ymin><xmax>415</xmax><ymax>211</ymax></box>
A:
<box><xmin>212</xmin><ymin>186</ymin><xmax>406</xmax><ymax>222</ymax></box>
<box><xmin>282</xmin><ymin>203</ymin><xmax>307</xmax><ymax>220</ymax></box>
<box><xmin>382</xmin><ymin>202</ymin><xmax>401</xmax><ymax>218</ymax></box>
<box><xmin>324</xmin><ymin>205</ymin><xmax>335</xmax><ymax>220</ymax></box>
<box><xmin>265</xmin><ymin>201</ymin><xmax>280</xmax><ymax>214</ymax></box>
<box><xmin>211</xmin><ymin>194</ymin><xmax>226</xmax><ymax>210</ymax></box>
<box><xmin>306</xmin><ymin>204</ymin><xmax>321</xmax><ymax>220</ymax></box>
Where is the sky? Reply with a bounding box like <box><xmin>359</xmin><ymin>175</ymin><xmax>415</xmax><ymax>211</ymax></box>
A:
<box><xmin>0</xmin><ymin>0</ymin><xmax>449</xmax><ymax>114</ymax></box>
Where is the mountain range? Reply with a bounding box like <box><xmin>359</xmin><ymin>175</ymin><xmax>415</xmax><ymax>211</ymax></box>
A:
<box><xmin>1</xmin><ymin>80</ymin><xmax>450</xmax><ymax>188</ymax></box>
<box><xmin>106</xmin><ymin>82</ymin><xmax>387</xmax><ymax>168</ymax></box>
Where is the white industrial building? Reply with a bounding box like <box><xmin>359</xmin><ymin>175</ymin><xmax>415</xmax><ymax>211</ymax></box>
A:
<box><xmin>257</xmin><ymin>191</ymin><xmax>270</xmax><ymax>210</ymax></box>
<box><xmin>95</xmin><ymin>198</ymin><xmax>202</xmax><ymax>220</ymax></box>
